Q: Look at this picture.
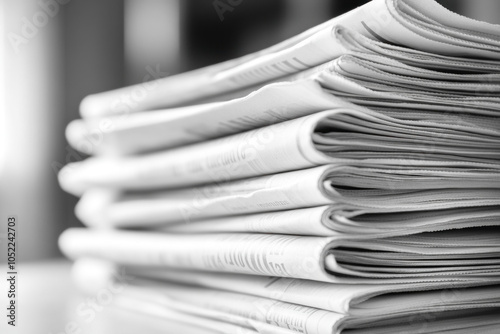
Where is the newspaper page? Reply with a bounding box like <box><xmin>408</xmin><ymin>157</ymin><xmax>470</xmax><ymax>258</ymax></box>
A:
<box><xmin>272</xmin><ymin>58</ymin><xmax>500</xmax><ymax>116</ymax></box>
<box><xmin>59</xmin><ymin>110</ymin><xmax>340</xmax><ymax>195</ymax></box>
<box><xmin>351</xmin><ymin>313</ymin><xmax>500</xmax><ymax>334</ymax></box>
<box><xmin>79</xmin><ymin>0</ymin><xmax>500</xmax><ymax>118</ymax></box>
<box><xmin>316</xmin><ymin>70</ymin><xmax>500</xmax><ymax>112</ymax></box>
<box><xmin>113</xmin><ymin>284</ymin><xmax>500</xmax><ymax>334</ymax></box>
<box><xmin>67</xmin><ymin>80</ymin><xmax>352</xmax><ymax>156</ymax></box>
<box><xmin>70</xmin><ymin>259</ymin><xmax>315</xmax><ymax>334</ymax></box>
<box><xmin>72</xmin><ymin>163</ymin><xmax>500</xmax><ymax>228</ymax></box>
<box><xmin>163</xmin><ymin>206</ymin><xmax>337</xmax><ymax>237</ymax></box>
<box><xmin>119</xmin><ymin>266</ymin><xmax>500</xmax><ymax>315</ymax></box>
<box><xmin>67</xmin><ymin>43</ymin><xmax>500</xmax><ymax>157</ymax></box>
<box><xmin>59</xmin><ymin>107</ymin><xmax>500</xmax><ymax>195</ymax></box>
<box><xmin>129</xmin><ymin>281</ymin><xmax>344</xmax><ymax>334</ymax></box>
<box><xmin>196</xmin><ymin>25</ymin><xmax>500</xmax><ymax>107</ymax></box>
<box><xmin>332</xmin><ymin>25</ymin><xmax>500</xmax><ymax>73</ymax></box>
<box><xmin>162</xmin><ymin>205</ymin><xmax>500</xmax><ymax>238</ymax></box>
<box><xmin>79</xmin><ymin>15</ymin><xmax>353</xmax><ymax>118</ymax></box>
<box><xmin>338</xmin><ymin>52</ymin><xmax>500</xmax><ymax>83</ymax></box>
<box><xmin>127</xmin><ymin>278</ymin><xmax>500</xmax><ymax>334</ymax></box>
<box><xmin>59</xmin><ymin>228</ymin><xmax>500</xmax><ymax>284</ymax></box>
<box><xmin>327</xmin><ymin>56</ymin><xmax>500</xmax><ymax>98</ymax></box>
<box><xmin>76</xmin><ymin>0</ymin><xmax>375</xmax><ymax>118</ymax></box>
<box><xmin>118</xmin><ymin>285</ymin><xmax>326</xmax><ymax>334</ymax></box>
<box><xmin>113</xmin><ymin>293</ymin><xmax>264</xmax><ymax>334</ymax></box>
<box><xmin>325</xmin><ymin>227</ymin><xmax>500</xmax><ymax>278</ymax></box>
<box><xmin>326</xmin><ymin>206</ymin><xmax>500</xmax><ymax>237</ymax></box>
<box><xmin>72</xmin><ymin>165</ymin><xmax>334</xmax><ymax>227</ymax></box>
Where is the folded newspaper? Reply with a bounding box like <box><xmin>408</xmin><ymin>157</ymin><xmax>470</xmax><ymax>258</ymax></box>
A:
<box><xmin>108</xmin><ymin>287</ymin><xmax>500</xmax><ymax>334</ymax></box>
<box><xmin>162</xmin><ymin>205</ymin><xmax>500</xmax><ymax>237</ymax></box>
<box><xmin>67</xmin><ymin>45</ymin><xmax>500</xmax><ymax>157</ymax></box>
<box><xmin>60</xmin><ymin>108</ymin><xmax>500</xmax><ymax>194</ymax></box>
<box><xmin>72</xmin><ymin>164</ymin><xmax>500</xmax><ymax>228</ymax></box>
<box><xmin>72</xmin><ymin>259</ymin><xmax>500</xmax><ymax>334</ymax></box>
<box><xmin>59</xmin><ymin>227</ymin><xmax>500</xmax><ymax>283</ymax></box>
<box><xmin>59</xmin><ymin>0</ymin><xmax>500</xmax><ymax>333</ymax></box>
<box><xmin>77</xmin><ymin>0</ymin><xmax>500</xmax><ymax>118</ymax></box>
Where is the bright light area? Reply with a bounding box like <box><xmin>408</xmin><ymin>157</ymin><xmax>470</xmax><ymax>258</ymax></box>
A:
<box><xmin>0</xmin><ymin>2</ymin><xmax>5</xmax><ymax>175</ymax></box>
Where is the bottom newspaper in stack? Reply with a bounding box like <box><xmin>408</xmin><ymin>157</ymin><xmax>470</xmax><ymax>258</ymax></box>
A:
<box><xmin>60</xmin><ymin>218</ymin><xmax>500</xmax><ymax>334</ymax></box>
<box><xmin>69</xmin><ymin>258</ymin><xmax>500</xmax><ymax>334</ymax></box>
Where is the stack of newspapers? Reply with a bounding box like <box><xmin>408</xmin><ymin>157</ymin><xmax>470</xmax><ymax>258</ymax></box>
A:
<box><xmin>59</xmin><ymin>0</ymin><xmax>500</xmax><ymax>333</ymax></box>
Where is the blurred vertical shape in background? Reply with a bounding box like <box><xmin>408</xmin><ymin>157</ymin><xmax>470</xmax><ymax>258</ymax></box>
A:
<box><xmin>124</xmin><ymin>0</ymin><xmax>180</xmax><ymax>84</ymax></box>
<box><xmin>1</xmin><ymin>0</ymin><xmax>125</xmax><ymax>263</ymax></box>
<box><xmin>0</xmin><ymin>1</ymin><xmax>5</xmax><ymax>175</ymax></box>
<box><xmin>63</xmin><ymin>0</ymin><xmax>125</xmax><ymax>239</ymax></box>
<box><xmin>279</xmin><ymin>0</ymin><xmax>331</xmax><ymax>42</ymax></box>
<box><xmin>1</xmin><ymin>0</ymin><xmax>65</xmax><ymax>262</ymax></box>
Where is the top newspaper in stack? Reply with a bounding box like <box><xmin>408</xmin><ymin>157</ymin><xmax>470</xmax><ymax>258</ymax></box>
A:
<box><xmin>77</xmin><ymin>0</ymin><xmax>500</xmax><ymax>118</ymax></box>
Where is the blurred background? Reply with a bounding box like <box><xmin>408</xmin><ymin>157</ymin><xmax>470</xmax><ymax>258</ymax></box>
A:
<box><xmin>1</xmin><ymin>0</ymin><xmax>500</xmax><ymax>264</ymax></box>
